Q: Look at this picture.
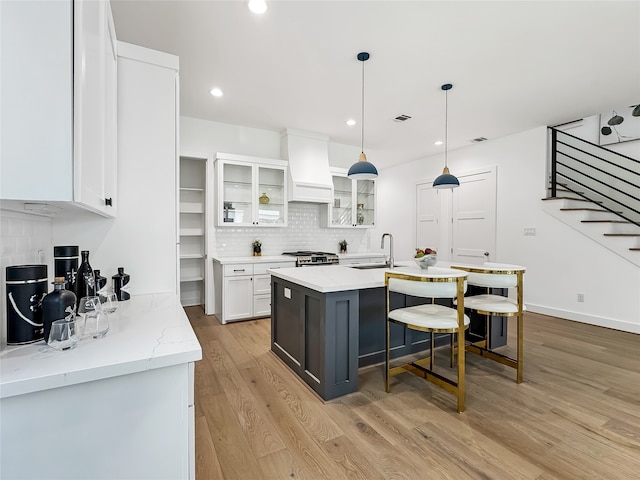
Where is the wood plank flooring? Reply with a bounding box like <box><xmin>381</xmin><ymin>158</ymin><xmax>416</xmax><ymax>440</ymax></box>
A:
<box><xmin>185</xmin><ymin>307</ymin><xmax>640</xmax><ymax>480</ymax></box>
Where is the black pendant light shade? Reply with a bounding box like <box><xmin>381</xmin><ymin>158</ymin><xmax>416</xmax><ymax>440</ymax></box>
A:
<box><xmin>348</xmin><ymin>52</ymin><xmax>378</xmax><ymax>180</ymax></box>
<box><xmin>433</xmin><ymin>83</ymin><xmax>460</xmax><ymax>189</ymax></box>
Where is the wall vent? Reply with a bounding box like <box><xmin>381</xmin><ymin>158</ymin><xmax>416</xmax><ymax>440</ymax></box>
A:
<box><xmin>393</xmin><ymin>114</ymin><xmax>412</xmax><ymax>122</ymax></box>
<box><xmin>471</xmin><ymin>137</ymin><xmax>488</xmax><ymax>143</ymax></box>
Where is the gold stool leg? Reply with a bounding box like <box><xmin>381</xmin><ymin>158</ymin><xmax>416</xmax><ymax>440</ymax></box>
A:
<box><xmin>430</xmin><ymin>333</ymin><xmax>435</xmax><ymax>370</ymax></box>
<box><xmin>450</xmin><ymin>333</ymin><xmax>454</xmax><ymax>368</ymax></box>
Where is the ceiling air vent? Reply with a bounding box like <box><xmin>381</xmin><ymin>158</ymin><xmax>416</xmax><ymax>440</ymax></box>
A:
<box><xmin>393</xmin><ymin>114</ymin><xmax>412</xmax><ymax>122</ymax></box>
<box><xmin>471</xmin><ymin>137</ymin><xmax>488</xmax><ymax>143</ymax></box>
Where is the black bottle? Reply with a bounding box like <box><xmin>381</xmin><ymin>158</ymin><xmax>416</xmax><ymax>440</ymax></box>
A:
<box><xmin>42</xmin><ymin>277</ymin><xmax>77</xmax><ymax>343</ymax></box>
<box><xmin>75</xmin><ymin>250</ymin><xmax>95</xmax><ymax>304</ymax></box>
<box><xmin>94</xmin><ymin>269</ymin><xmax>107</xmax><ymax>292</ymax></box>
<box><xmin>112</xmin><ymin>267</ymin><xmax>130</xmax><ymax>301</ymax></box>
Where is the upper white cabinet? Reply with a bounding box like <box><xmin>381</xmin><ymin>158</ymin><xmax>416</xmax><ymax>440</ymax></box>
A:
<box><xmin>0</xmin><ymin>0</ymin><xmax>117</xmax><ymax>217</ymax></box>
<box><xmin>73</xmin><ymin>0</ymin><xmax>118</xmax><ymax>216</ymax></box>
<box><xmin>321</xmin><ymin>168</ymin><xmax>376</xmax><ymax>228</ymax></box>
<box><xmin>215</xmin><ymin>153</ymin><xmax>288</xmax><ymax>227</ymax></box>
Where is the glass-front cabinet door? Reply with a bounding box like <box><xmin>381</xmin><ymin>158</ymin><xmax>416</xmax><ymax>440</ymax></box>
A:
<box><xmin>215</xmin><ymin>154</ymin><xmax>288</xmax><ymax>227</ymax></box>
<box><xmin>221</xmin><ymin>162</ymin><xmax>253</xmax><ymax>225</ymax></box>
<box><xmin>256</xmin><ymin>166</ymin><xmax>286</xmax><ymax>225</ymax></box>
<box><xmin>324</xmin><ymin>169</ymin><xmax>376</xmax><ymax>228</ymax></box>
<box><xmin>354</xmin><ymin>178</ymin><xmax>375</xmax><ymax>227</ymax></box>
<box><xmin>330</xmin><ymin>175</ymin><xmax>354</xmax><ymax>227</ymax></box>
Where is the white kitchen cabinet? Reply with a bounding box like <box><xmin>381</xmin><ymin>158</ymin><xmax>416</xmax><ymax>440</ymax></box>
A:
<box><xmin>223</xmin><ymin>268</ymin><xmax>254</xmax><ymax>322</ymax></box>
<box><xmin>215</xmin><ymin>153</ymin><xmax>288</xmax><ymax>227</ymax></box>
<box><xmin>0</xmin><ymin>0</ymin><xmax>118</xmax><ymax>217</ymax></box>
<box><xmin>73</xmin><ymin>0</ymin><xmax>118</xmax><ymax>216</ymax></box>
<box><xmin>213</xmin><ymin>259</ymin><xmax>295</xmax><ymax>324</ymax></box>
<box><xmin>0</xmin><ymin>294</ymin><xmax>200</xmax><ymax>480</ymax></box>
<box><xmin>179</xmin><ymin>155</ymin><xmax>211</xmax><ymax>308</ymax></box>
<box><xmin>321</xmin><ymin>168</ymin><xmax>376</xmax><ymax>228</ymax></box>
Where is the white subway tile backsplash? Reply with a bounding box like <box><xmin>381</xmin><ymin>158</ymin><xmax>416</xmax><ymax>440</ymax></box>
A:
<box><xmin>210</xmin><ymin>202</ymin><xmax>370</xmax><ymax>257</ymax></box>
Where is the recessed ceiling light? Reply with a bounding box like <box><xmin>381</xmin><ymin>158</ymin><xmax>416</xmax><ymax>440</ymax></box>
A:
<box><xmin>434</xmin><ymin>140</ymin><xmax>443</xmax><ymax>146</ymax></box>
<box><xmin>248</xmin><ymin>0</ymin><xmax>267</xmax><ymax>14</ymax></box>
<box><xmin>209</xmin><ymin>88</ymin><xmax>223</xmax><ymax>97</ymax></box>
<box><xmin>346</xmin><ymin>119</ymin><xmax>356</xmax><ymax>126</ymax></box>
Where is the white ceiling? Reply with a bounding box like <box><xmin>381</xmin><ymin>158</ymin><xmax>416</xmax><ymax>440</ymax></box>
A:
<box><xmin>110</xmin><ymin>0</ymin><xmax>640</xmax><ymax>169</ymax></box>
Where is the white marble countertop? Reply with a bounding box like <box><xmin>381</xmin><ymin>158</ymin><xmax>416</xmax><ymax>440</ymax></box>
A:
<box><xmin>212</xmin><ymin>255</ymin><xmax>297</xmax><ymax>264</ymax></box>
<box><xmin>268</xmin><ymin>261</ymin><xmax>467</xmax><ymax>293</ymax></box>
<box><xmin>0</xmin><ymin>293</ymin><xmax>202</xmax><ymax>399</ymax></box>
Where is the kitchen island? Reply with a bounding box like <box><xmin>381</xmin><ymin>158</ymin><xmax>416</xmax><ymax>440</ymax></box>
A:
<box><xmin>269</xmin><ymin>263</ymin><xmax>469</xmax><ymax>400</ymax></box>
<box><xmin>0</xmin><ymin>293</ymin><xmax>202</xmax><ymax>480</ymax></box>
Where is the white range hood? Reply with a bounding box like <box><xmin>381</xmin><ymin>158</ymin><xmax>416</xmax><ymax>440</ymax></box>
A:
<box><xmin>280</xmin><ymin>129</ymin><xmax>333</xmax><ymax>203</ymax></box>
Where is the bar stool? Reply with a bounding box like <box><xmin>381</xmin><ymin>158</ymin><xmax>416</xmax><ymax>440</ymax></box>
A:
<box><xmin>451</xmin><ymin>263</ymin><xmax>526</xmax><ymax>383</ymax></box>
<box><xmin>385</xmin><ymin>269</ymin><xmax>469</xmax><ymax>412</ymax></box>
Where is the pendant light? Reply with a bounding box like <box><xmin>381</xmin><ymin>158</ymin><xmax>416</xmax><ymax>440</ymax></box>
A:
<box><xmin>433</xmin><ymin>83</ymin><xmax>460</xmax><ymax>189</ymax></box>
<box><xmin>348</xmin><ymin>52</ymin><xmax>378</xmax><ymax>180</ymax></box>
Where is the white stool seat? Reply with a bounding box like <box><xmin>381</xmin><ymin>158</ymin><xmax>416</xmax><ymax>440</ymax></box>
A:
<box><xmin>461</xmin><ymin>294</ymin><xmax>527</xmax><ymax>315</ymax></box>
<box><xmin>389</xmin><ymin>304</ymin><xmax>470</xmax><ymax>331</ymax></box>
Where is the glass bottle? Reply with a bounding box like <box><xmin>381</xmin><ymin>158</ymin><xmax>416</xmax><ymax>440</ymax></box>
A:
<box><xmin>75</xmin><ymin>250</ymin><xmax>95</xmax><ymax>304</ymax></box>
<box><xmin>42</xmin><ymin>277</ymin><xmax>77</xmax><ymax>344</ymax></box>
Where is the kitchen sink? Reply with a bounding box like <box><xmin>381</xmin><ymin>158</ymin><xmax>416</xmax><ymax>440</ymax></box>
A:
<box><xmin>349</xmin><ymin>264</ymin><xmax>389</xmax><ymax>270</ymax></box>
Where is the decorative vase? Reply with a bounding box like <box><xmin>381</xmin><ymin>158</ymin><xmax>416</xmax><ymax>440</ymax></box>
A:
<box><xmin>259</xmin><ymin>193</ymin><xmax>270</xmax><ymax>204</ymax></box>
<box><xmin>340</xmin><ymin>246</ymin><xmax>347</xmax><ymax>254</ymax></box>
<box><xmin>253</xmin><ymin>246</ymin><xmax>262</xmax><ymax>256</ymax></box>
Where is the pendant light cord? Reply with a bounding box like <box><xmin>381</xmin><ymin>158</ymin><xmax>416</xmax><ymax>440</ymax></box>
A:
<box><xmin>444</xmin><ymin>87</ymin><xmax>448</xmax><ymax>168</ymax></box>
<box><xmin>361</xmin><ymin>58</ymin><xmax>365</xmax><ymax>154</ymax></box>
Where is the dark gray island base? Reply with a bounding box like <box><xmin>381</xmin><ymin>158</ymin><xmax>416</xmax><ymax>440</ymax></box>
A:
<box><xmin>270</xmin><ymin>272</ymin><xmax>507</xmax><ymax>401</ymax></box>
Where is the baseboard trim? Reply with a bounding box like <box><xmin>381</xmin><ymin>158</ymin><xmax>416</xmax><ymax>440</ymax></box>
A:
<box><xmin>527</xmin><ymin>304</ymin><xmax>640</xmax><ymax>334</ymax></box>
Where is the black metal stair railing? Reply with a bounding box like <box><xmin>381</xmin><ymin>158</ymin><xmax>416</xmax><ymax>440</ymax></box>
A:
<box><xmin>549</xmin><ymin>127</ymin><xmax>640</xmax><ymax>227</ymax></box>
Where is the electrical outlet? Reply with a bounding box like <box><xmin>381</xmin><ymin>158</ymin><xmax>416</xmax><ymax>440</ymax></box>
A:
<box><xmin>577</xmin><ymin>293</ymin><xmax>585</xmax><ymax>302</ymax></box>
<box><xmin>524</xmin><ymin>227</ymin><xmax>536</xmax><ymax>236</ymax></box>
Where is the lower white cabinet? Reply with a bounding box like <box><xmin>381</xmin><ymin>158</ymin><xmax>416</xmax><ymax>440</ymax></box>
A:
<box><xmin>213</xmin><ymin>260</ymin><xmax>295</xmax><ymax>324</ymax></box>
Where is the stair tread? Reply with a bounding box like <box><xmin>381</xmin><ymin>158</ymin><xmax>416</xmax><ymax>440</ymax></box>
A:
<box><xmin>581</xmin><ymin>220</ymin><xmax>631</xmax><ymax>224</ymax></box>
<box><xmin>542</xmin><ymin>196</ymin><xmax>596</xmax><ymax>202</ymax></box>
<box><xmin>559</xmin><ymin>208</ymin><xmax>617</xmax><ymax>212</ymax></box>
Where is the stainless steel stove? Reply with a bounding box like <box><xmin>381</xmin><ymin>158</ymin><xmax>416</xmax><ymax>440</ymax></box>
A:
<box><xmin>282</xmin><ymin>251</ymin><xmax>340</xmax><ymax>267</ymax></box>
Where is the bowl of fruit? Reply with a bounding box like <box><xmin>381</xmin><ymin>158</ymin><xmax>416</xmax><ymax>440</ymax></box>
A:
<box><xmin>414</xmin><ymin>248</ymin><xmax>438</xmax><ymax>269</ymax></box>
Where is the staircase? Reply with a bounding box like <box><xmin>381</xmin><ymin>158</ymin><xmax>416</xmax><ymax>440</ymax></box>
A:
<box><xmin>542</xmin><ymin>192</ymin><xmax>640</xmax><ymax>266</ymax></box>
<box><xmin>545</xmin><ymin>128</ymin><xmax>640</xmax><ymax>267</ymax></box>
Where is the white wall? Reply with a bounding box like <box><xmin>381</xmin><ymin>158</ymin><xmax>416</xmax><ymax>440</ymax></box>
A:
<box><xmin>374</xmin><ymin>126</ymin><xmax>640</xmax><ymax>333</ymax></box>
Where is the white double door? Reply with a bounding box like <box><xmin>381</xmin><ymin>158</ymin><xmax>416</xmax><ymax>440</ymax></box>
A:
<box><xmin>416</xmin><ymin>166</ymin><xmax>497</xmax><ymax>264</ymax></box>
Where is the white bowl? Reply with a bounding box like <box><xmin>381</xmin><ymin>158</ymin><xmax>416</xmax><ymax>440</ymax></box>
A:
<box><xmin>414</xmin><ymin>254</ymin><xmax>437</xmax><ymax>269</ymax></box>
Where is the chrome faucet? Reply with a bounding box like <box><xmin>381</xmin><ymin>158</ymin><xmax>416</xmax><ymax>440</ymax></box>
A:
<box><xmin>381</xmin><ymin>233</ymin><xmax>394</xmax><ymax>269</ymax></box>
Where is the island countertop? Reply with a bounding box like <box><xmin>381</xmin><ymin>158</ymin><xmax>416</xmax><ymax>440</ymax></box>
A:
<box><xmin>0</xmin><ymin>293</ymin><xmax>202</xmax><ymax>399</ymax></box>
<box><xmin>268</xmin><ymin>262</ymin><xmax>465</xmax><ymax>293</ymax></box>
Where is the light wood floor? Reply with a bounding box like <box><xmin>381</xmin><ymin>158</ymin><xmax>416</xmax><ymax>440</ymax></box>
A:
<box><xmin>186</xmin><ymin>307</ymin><xmax>640</xmax><ymax>479</ymax></box>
